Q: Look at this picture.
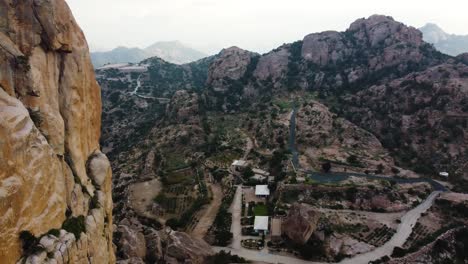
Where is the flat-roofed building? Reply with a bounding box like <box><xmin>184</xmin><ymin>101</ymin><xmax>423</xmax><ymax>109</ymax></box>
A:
<box><xmin>254</xmin><ymin>216</ymin><xmax>269</xmax><ymax>234</ymax></box>
<box><xmin>250</xmin><ymin>174</ymin><xmax>267</xmax><ymax>182</ymax></box>
<box><xmin>253</xmin><ymin>168</ymin><xmax>270</xmax><ymax>176</ymax></box>
<box><xmin>255</xmin><ymin>185</ymin><xmax>270</xmax><ymax>197</ymax></box>
<box><xmin>231</xmin><ymin>160</ymin><xmax>249</xmax><ymax>175</ymax></box>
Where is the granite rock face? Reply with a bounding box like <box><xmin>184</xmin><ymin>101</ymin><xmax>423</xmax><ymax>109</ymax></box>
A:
<box><xmin>205</xmin><ymin>15</ymin><xmax>445</xmax><ymax>112</ymax></box>
<box><xmin>165</xmin><ymin>231</ymin><xmax>214</xmax><ymax>263</ymax></box>
<box><xmin>206</xmin><ymin>46</ymin><xmax>258</xmax><ymax>93</ymax></box>
<box><xmin>345</xmin><ymin>62</ymin><xmax>468</xmax><ymax>179</ymax></box>
<box><xmin>0</xmin><ymin>0</ymin><xmax>114</xmax><ymax>263</ymax></box>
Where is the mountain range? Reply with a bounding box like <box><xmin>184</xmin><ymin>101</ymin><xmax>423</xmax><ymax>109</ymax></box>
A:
<box><xmin>419</xmin><ymin>23</ymin><xmax>468</xmax><ymax>56</ymax></box>
<box><xmin>90</xmin><ymin>41</ymin><xmax>207</xmax><ymax>67</ymax></box>
<box><xmin>97</xmin><ymin>15</ymin><xmax>468</xmax><ymax>263</ymax></box>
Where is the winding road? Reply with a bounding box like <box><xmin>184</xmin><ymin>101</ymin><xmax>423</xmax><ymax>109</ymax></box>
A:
<box><xmin>215</xmin><ymin>189</ymin><xmax>442</xmax><ymax>264</ymax></box>
<box><xmin>130</xmin><ymin>75</ymin><xmax>142</xmax><ymax>95</ymax></box>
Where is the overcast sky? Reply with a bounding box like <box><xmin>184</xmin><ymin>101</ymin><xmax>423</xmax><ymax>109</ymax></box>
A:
<box><xmin>66</xmin><ymin>0</ymin><xmax>468</xmax><ymax>55</ymax></box>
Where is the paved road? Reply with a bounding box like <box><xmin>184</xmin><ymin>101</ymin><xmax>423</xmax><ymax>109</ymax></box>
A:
<box><xmin>130</xmin><ymin>75</ymin><xmax>142</xmax><ymax>95</ymax></box>
<box><xmin>229</xmin><ymin>185</ymin><xmax>243</xmax><ymax>250</ymax></box>
<box><xmin>243</xmin><ymin>135</ymin><xmax>254</xmax><ymax>160</ymax></box>
<box><xmin>214</xmin><ymin>191</ymin><xmax>441</xmax><ymax>264</ymax></box>
<box><xmin>340</xmin><ymin>191</ymin><xmax>441</xmax><ymax>264</ymax></box>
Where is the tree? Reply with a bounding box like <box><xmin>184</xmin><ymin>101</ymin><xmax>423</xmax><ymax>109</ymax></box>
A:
<box><xmin>376</xmin><ymin>164</ymin><xmax>384</xmax><ymax>174</ymax></box>
<box><xmin>215</xmin><ymin>230</ymin><xmax>233</xmax><ymax>246</ymax></box>
<box><xmin>322</xmin><ymin>162</ymin><xmax>332</xmax><ymax>173</ymax></box>
<box><xmin>166</xmin><ymin>218</ymin><xmax>180</xmax><ymax>230</ymax></box>
<box><xmin>299</xmin><ymin>243</ymin><xmax>315</xmax><ymax>260</ymax></box>
<box><xmin>346</xmin><ymin>155</ymin><xmax>360</xmax><ymax>166</ymax></box>
<box><xmin>243</xmin><ymin>167</ymin><xmax>255</xmax><ymax>179</ymax></box>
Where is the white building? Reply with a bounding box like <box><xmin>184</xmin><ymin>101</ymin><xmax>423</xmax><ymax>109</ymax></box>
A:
<box><xmin>255</xmin><ymin>185</ymin><xmax>270</xmax><ymax>197</ymax></box>
<box><xmin>439</xmin><ymin>172</ymin><xmax>449</xmax><ymax>178</ymax></box>
<box><xmin>231</xmin><ymin>160</ymin><xmax>249</xmax><ymax>175</ymax></box>
<box><xmin>250</xmin><ymin>174</ymin><xmax>267</xmax><ymax>182</ymax></box>
<box><xmin>252</xmin><ymin>168</ymin><xmax>270</xmax><ymax>176</ymax></box>
<box><xmin>254</xmin><ymin>216</ymin><xmax>269</xmax><ymax>234</ymax></box>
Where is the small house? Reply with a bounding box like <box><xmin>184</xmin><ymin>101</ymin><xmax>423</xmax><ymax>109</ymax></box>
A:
<box><xmin>253</xmin><ymin>168</ymin><xmax>270</xmax><ymax>176</ymax></box>
<box><xmin>231</xmin><ymin>160</ymin><xmax>249</xmax><ymax>175</ymax></box>
<box><xmin>255</xmin><ymin>185</ymin><xmax>270</xmax><ymax>197</ymax></box>
<box><xmin>250</xmin><ymin>174</ymin><xmax>267</xmax><ymax>182</ymax></box>
<box><xmin>254</xmin><ymin>216</ymin><xmax>269</xmax><ymax>234</ymax></box>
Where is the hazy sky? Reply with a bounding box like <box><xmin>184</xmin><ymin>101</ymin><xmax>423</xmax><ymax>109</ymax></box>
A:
<box><xmin>67</xmin><ymin>0</ymin><xmax>468</xmax><ymax>54</ymax></box>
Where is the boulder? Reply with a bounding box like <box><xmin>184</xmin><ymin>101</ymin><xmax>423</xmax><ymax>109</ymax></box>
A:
<box><xmin>282</xmin><ymin>203</ymin><xmax>321</xmax><ymax>245</ymax></box>
<box><xmin>165</xmin><ymin>230</ymin><xmax>214</xmax><ymax>263</ymax></box>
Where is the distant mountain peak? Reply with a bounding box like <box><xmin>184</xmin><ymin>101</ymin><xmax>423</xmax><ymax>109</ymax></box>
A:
<box><xmin>91</xmin><ymin>41</ymin><xmax>208</xmax><ymax>67</ymax></box>
<box><xmin>419</xmin><ymin>23</ymin><xmax>468</xmax><ymax>56</ymax></box>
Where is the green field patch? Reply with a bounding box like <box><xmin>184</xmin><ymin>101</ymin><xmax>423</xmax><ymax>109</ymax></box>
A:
<box><xmin>164</xmin><ymin>151</ymin><xmax>189</xmax><ymax>171</ymax></box>
<box><xmin>166</xmin><ymin>168</ymin><xmax>194</xmax><ymax>185</ymax></box>
<box><xmin>254</xmin><ymin>204</ymin><xmax>269</xmax><ymax>216</ymax></box>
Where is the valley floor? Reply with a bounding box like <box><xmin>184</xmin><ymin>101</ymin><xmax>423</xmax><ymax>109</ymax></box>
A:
<box><xmin>215</xmin><ymin>186</ymin><xmax>442</xmax><ymax>264</ymax></box>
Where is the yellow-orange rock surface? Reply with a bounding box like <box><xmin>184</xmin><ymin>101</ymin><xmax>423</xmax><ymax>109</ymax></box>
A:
<box><xmin>0</xmin><ymin>0</ymin><xmax>114</xmax><ymax>263</ymax></box>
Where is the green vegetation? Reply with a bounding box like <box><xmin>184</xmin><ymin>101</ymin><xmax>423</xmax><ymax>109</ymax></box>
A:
<box><xmin>285</xmin><ymin>41</ymin><xmax>303</xmax><ymax>90</ymax></box>
<box><xmin>19</xmin><ymin>231</ymin><xmax>41</xmax><ymax>255</ymax></box>
<box><xmin>47</xmin><ymin>229</ymin><xmax>61</xmax><ymax>237</ymax></box>
<box><xmin>164</xmin><ymin>152</ymin><xmax>189</xmax><ymax>172</ymax></box>
<box><xmin>211</xmin><ymin>187</ymin><xmax>236</xmax><ymax>246</ymax></box>
<box><xmin>254</xmin><ymin>204</ymin><xmax>268</xmax><ymax>216</ymax></box>
<box><xmin>243</xmin><ymin>167</ymin><xmax>255</xmax><ymax>180</ymax></box>
<box><xmin>273</xmin><ymin>99</ymin><xmax>293</xmax><ymax>111</ymax></box>
<box><xmin>62</xmin><ymin>215</ymin><xmax>86</xmax><ymax>239</ymax></box>
<box><xmin>165</xmin><ymin>169</ymin><xmax>193</xmax><ymax>185</ymax></box>
<box><xmin>206</xmin><ymin>250</ymin><xmax>250</xmax><ymax>264</ymax></box>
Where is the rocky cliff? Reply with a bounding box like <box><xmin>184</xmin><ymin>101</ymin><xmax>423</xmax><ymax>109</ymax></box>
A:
<box><xmin>0</xmin><ymin>0</ymin><xmax>114</xmax><ymax>263</ymax></box>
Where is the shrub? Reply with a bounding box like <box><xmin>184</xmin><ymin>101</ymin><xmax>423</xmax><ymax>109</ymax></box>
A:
<box><xmin>47</xmin><ymin>229</ymin><xmax>61</xmax><ymax>237</ymax></box>
<box><xmin>322</xmin><ymin>162</ymin><xmax>332</xmax><ymax>173</ymax></box>
<box><xmin>62</xmin><ymin>215</ymin><xmax>86</xmax><ymax>239</ymax></box>
<box><xmin>215</xmin><ymin>230</ymin><xmax>233</xmax><ymax>246</ymax></box>
<box><xmin>206</xmin><ymin>250</ymin><xmax>249</xmax><ymax>264</ymax></box>
<box><xmin>19</xmin><ymin>231</ymin><xmax>41</xmax><ymax>255</ymax></box>
<box><xmin>391</xmin><ymin>246</ymin><xmax>406</xmax><ymax>258</ymax></box>
<box><xmin>166</xmin><ymin>218</ymin><xmax>180</xmax><ymax>230</ymax></box>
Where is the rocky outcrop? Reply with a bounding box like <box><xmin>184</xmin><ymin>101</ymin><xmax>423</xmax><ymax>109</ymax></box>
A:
<box><xmin>0</xmin><ymin>0</ymin><xmax>114</xmax><ymax>263</ymax></box>
<box><xmin>343</xmin><ymin>62</ymin><xmax>468</xmax><ymax>178</ymax></box>
<box><xmin>295</xmin><ymin>101</ymin><xmax>395</xmax><ymax>173</ymax></box>
<box><xmin>165</xmin><ymin>230</ymin><xmax>214</xmax><ymax>263</ymax></box>
<box><xmin>166</xmin><ymin>90</ymin><xmax>200</xmax><ymax>124</ymax></box>
<box><xmin>302</xmin><ymin>31</ymin><xmax>351</xmax><ymax>66</ymax></box>
<box><xmin>253</xmin><ymin>46</ymin><xmax>290</xmax><ymax>82</ymax></box>
<box><xmin>206</xmin><ymin>47</ymin><xmax>258</xmax><ymax>93</ymax></box>
<box><xmin>113</xmin><ymin>218</ymin><xmax>211</xmax><ymax>264</ymax></box>
<box><xmin>282</xmin><ymin>203</ymin><xmax>321</xmax><ymax>245</ymax></box>
<box><xmin>205</xmin><ymin>15</ymin><xmax>446</xmax><ymax>112</ymax></box>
